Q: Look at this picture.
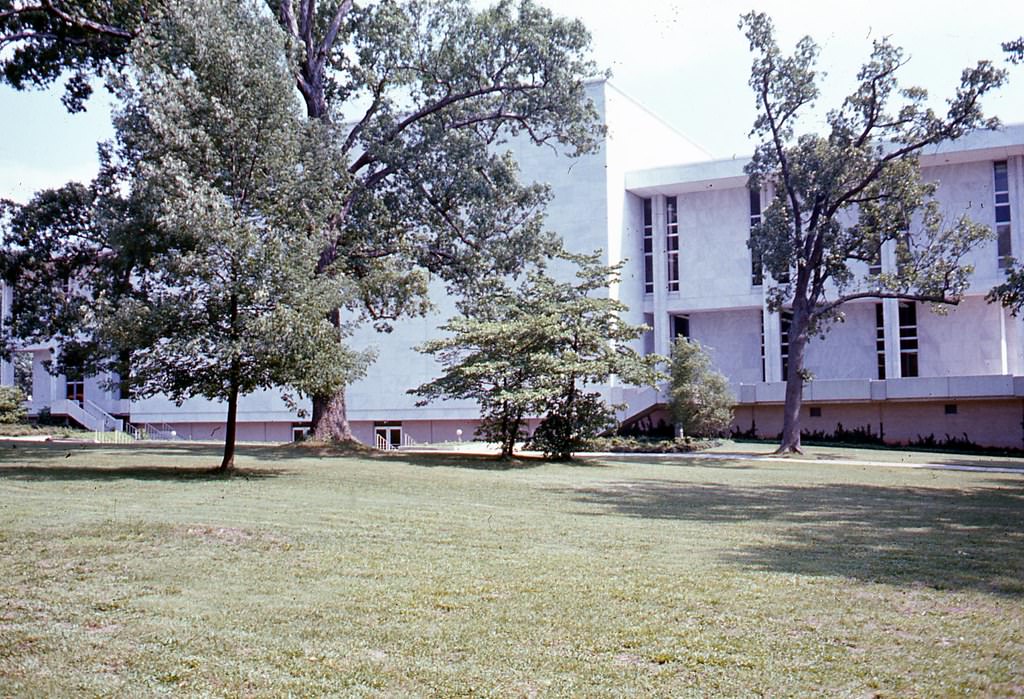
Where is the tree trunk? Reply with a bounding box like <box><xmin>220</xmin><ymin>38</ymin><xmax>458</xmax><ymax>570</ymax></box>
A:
<box><xmin>308</xmin><ymin>303</ymin><xmax>355</xmax><ymax>441</ymax></box>
<box><xmin>220</xmin><ymin>365</ymin><xmax>240</xmax><ymax>471</ymax></box>
<box><xmin>776</xmin><ymin>313</ymin><xmax>809</xmax><ymax>455</ymax></box>
<box><xmin>311</xmin><ymin>389</ymin><xmax>353</xmax><ymax>441</ymax></box>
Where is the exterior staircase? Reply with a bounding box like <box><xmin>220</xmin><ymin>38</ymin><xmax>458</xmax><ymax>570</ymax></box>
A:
<box><xmin>51</xmin><ymin>399</ymin><xmax>137</xmax><ymax>443</ymax></box>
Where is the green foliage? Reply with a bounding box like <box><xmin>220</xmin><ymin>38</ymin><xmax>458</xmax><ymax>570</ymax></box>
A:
<box><xmin>667</xmin><ymin>338</ymin><xmax>734</xmax><ymax>438</ymax></box>
<box><xmin>1005</xmin><ymin>37</ymin><xmax>1024</xmax><ymax>64</ymax></box>
<box><xmin>0</xmin><ymin>0</ymin><xmax>144</xmax><ymax>111</ymax></box>
<box><xmin>987</xmin><ymin>261</ymin><xmax>1024</xmax><ymax>314</ymax></box>
<box><xmin>412</xmin><ymin>251</ymin><xmax>662</xmax><ymax>459</ymax></box>
<box><xmin>739</xmin><ymin>12</ymin><xmax>1005</xmax><ymax>451</ymax></box>
<box><xmin>582</xmin><ymin>435</ymin><xmax>712</xmax><ymax>454</ymax></box>
<box><xmin>528</xmin><ymin>391</ymin><xmax>615</xmax><ymax>461</ymax></box>
<box><xmin>0</xmin><ymin>385</ymin><xmax>27</xmax><ymax>423</ymax></box>
<box><xmin>1</xmin><ymin>0</ymin><xmax>605</xmax><ymax>440</ymax></box>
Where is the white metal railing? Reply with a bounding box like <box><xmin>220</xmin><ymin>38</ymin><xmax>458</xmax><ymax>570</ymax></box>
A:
<box><xmin>92</xmin><ymin>430</ymin><xmax>134</xmax><ymax>444</ymax></box>
<box><xmin>376</xmin><ymin>433</ymin><xmax>390</xmax><ymax>450</ymax></box>
<box><xmin>84</xmin><ymin>399</ymin><xmax>124</xmax><ymax>432</ymax></box>
<box><xmin>52</xmin><ymin>398</ymin><xmax>106</xmax><ymax>432</ymax></box>
<box><xmin>402</xmin><ymin>433</ymin><xmax>416</xmax><ymax>448</ymax></box>
<box><xmin>139</xmin><ymin>422</ymin><xmax>183</xmax><ymax>441</ymax></box>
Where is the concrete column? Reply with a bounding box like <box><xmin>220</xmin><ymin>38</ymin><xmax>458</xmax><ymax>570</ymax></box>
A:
<box><xmin>652</xmin><ymin>195</ymin><xmax>671</xmax><ymax>356</ymax></box>
<box><xmin>762</xmin><ymin>304</ymin><xmax>782</xmax><ymax>383</ymax></box>
<box><xmin>1000</xmin><ymin>306</ymin><xmax>1009</xmax><ymax>375</ymax></box>
<box><xmin>879</xmin><ymin>239</ymin><xmax>901</xmax><ymax>379</ymax></box>
<box><xmin>1014</xmin><ymin>155</ymin><xmax>1024</xmax><ymax>262</ymax></box>
<box><xmin>882</xmin><ymin>298</ymin><xmax>902</xmax><ymax>379</ymax></box>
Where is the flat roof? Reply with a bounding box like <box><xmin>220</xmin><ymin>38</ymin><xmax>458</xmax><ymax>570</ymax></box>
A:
<box><xmin>625</xmin><ymin>122</ymin><xmax>1024</xmax><ymax>195</ymax></box>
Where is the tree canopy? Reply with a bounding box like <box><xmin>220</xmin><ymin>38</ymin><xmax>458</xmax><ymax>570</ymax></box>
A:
<box><xmin>740</xmin><ymin>11</ymin><xmax>1005</xmax><ymax>453</ymax></box>
<box><xmin>1</xmin><ymin>0</ymin><xmax>606</xmax><ymax>443</ymax></box>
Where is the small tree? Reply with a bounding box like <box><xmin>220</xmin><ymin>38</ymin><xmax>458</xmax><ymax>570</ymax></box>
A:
<box><xmin>667</xmin><ymin>338</ymin><xmax>734</xmax><ymax>438</ymax></box>
<box><xmin>412</xmin><ymin>252</ymin><xmax>662</xmax><ymax>459</ymax></box>
<box><xmin>97</xmin><ymin>0</ymin><xmax>367</xmax><ymax>470</ymax></box>
<box><xmin>741</xmin><ymin>12</ymin><xmax>1005</xmax><ymax>454</ymax></box>
<box><xmin>0</xmin><ymin>386</ymin><xmax>27</xmax><ymax>424</ymax></box>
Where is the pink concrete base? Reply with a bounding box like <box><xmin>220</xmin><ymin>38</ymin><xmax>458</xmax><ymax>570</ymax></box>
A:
<box><xmin>732</xmin><ymin>399</ymin><xmax>1024</xmax><ymax>449</ymax></box>
<box><xmin>160</xmin><ymin>421</ymin><xmax>295</xmax><ymax>443</ymax></box>
<box><xmin>350</xmin><ymin>418</ymin><xmax>544</xmax><ymax>448</ymax></box>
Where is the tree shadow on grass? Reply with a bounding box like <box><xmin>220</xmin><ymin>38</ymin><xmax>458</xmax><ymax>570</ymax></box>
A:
<box><xmin>0</xmin><ymin>442</ymin><xmax>288</xmax><ymax>480</ymax></box>
<box><xmin>566</xmin><ymin>478</ymin><xmax>1024</xmax><ymax>595</ymax></box>
<box><xmin>586</xmin><ymin>455</ymin><xmax>755</xmax><ymax>470</ymax></box>
<box><xmin>0</xmin><ymin>438</ymin><xmax>554</xmax><ymax>474</ymax></box>
<box><xmin>0</xmin><ymin>464</ymin><xmax>287</xmax><ymax>481</ymax></box>
<box><xmin>390</xmin><ymin>451</ymin><xmax>552</xmax><ymax>471</ymax></box>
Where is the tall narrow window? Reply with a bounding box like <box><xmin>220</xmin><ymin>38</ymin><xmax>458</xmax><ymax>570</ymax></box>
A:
<box><xmin>868</xmin><ymin>243</ymin><xmax>882</xmax><ymax>277</ymax></box>
<box><xmin>642</xmin><ymin>198</ymin><xmax>654</xmax><ymax>293</ymax></box>
<box><xmin>995</xmin><ymin>161</ymin><xmax>1012</xmax><ymax>269</ymax></box>
<box><xmin>898</xmin><ymin>301</ymin><xmax>918</xmax><ymax>378</ymax></box>
<box><xmin>780</xmin><ymin>310</ymin><xmax>793</xmax><ymax>381</ymax></box>
<box><xmin>666</xmin><ymin>196</ymin><xmax>680</xmax><ymax>292</ymax></box>
<box><xmin>759</xmin><ymin>314</ymin><xmax>766</xmax><ymax>382</ymax></box>
<box><xmin>749</xmin><ymin>187</ymin><xmax>763</xmax><ymax>286</ymax></box>
<box><xmin>875</xmin><ymin>303</ymin><xmax>886</xmax><ymax>380</ymax></box>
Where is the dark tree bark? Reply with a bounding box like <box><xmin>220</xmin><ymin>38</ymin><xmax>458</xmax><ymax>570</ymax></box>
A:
<box><xmin>776</xmin><ymin>312</ymin><xmax>808</xmax><ymax>455</ymax></box>
<box><xmin>220</xmin><ymin>360</ymin><xmax>240</xmax><ymax>471</ymax></box>
<box><xmin>310</xmin><ymin>389</ymin><xmax>353</xmax><ymax>441</ymax></box>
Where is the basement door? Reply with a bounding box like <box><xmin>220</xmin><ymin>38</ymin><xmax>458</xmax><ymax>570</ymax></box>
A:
<box><xmin>374</xmin><ymin>423</ymin><xmax>402</xmax><ymax>450</ymax></box>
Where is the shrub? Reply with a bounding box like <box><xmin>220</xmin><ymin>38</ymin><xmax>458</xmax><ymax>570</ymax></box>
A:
<box><xmin>0</xmin><ymin>386</ymin><xmax>27</xmax><ymax>424</ymax></box>
<box><xmin>668</xmin><ymin>338</ymin><xmax>734</xmax><ymax>438</ymax></box>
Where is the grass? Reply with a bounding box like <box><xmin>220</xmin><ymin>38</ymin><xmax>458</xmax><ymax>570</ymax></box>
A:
<box><xmin>1</xmin><ymin>440</ymin><xmax>1022</xmax><ymax>697</ymax></box>
<box><xmin>0</xmin><ymin>422</ymin><xmax>89</xmax><ymax>439</ymax></box>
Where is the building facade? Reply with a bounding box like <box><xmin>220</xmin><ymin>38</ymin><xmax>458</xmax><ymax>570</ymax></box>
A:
<box><xmin>3</xmin><ymin>81</ymin><xmax>1024</xmax><ymax>449</ymax></box>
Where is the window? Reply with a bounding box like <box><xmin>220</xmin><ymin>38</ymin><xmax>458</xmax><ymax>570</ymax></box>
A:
<box><xmin>672</xmin><ymin>314</ymin><xmax>690</xmax><ymax>340</ymax></box>
<box><xmin>944</xmin><ymin>404</ymin><xmax>958</xmax><ymax>415</ymax></box>
<box><xmin>875</xmin><ymin>303</ymin><xmax>886</xmax><ymax>380</ymax></box>
<box><xmin>749</xmin><ymin>187</ymin><xmax>763</xmax><ymax>286</ymax></box>
<box><xmin>995</xmin><ymin>161</ymin><xmax>1012</xmax><ymax>269</ymax></box>
<box><xmin>642</xmin><ymin>198</ymin><xmax>654</xmax><ymax>293</ymax></box>
<box><xmin>759</xmin><ymin>314</ymin><xmax>766</xmax><ymax>382</ymax></box>
<box><xmin>809</xmin><ymin>406</ymin><xmax>822</xmax><ymax>418</ymax></box>
<box><xmin>117</xmin><ymin>350</ymin><xmax>131</xmax><ymax>401</ymax></box>
<box><xmin>898</xmin><ymin>302</ymin><xmax>918</xmax><ymax>378</ymax></box>
<box><xmin>868</xmin><ymin>243</ymin><xmax>882</xmax><ymax>277</ymax></box>
<box><xmin>666</xmin><ymin>196</ymin><xmax>679</xmax><ymax>292</ymax></box>
<box><xmin>373</xmin><ymin>422</ymin><xmax>402</xmax><ymax>450</ymax></box>
<box><xmin>780</xmin><ymin>310</ymin><xmax>793</xmax><ymax>381</ymax></box>
<box><xmin>66</xmin><ymin>369</ymin><xmax>84</xmax><ymax>406</ymax></box>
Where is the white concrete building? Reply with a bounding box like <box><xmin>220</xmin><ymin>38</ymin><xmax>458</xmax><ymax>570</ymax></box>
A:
<box><xmin>4</xmin><ymin>80</ymin><xmax>1024</xmax><ymax>449</ymax></box>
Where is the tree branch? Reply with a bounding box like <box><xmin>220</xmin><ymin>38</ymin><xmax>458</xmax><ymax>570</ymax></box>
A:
<box><xmin>813</xmin><ymin>289</ymin><xmax>959</xmax><ymax>319</ymax></box>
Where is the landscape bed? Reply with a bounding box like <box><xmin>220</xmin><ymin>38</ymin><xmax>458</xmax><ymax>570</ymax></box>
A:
<box><xmin>1</xmin><ymin>440</ymin><xmax>1021</xmax><ymax>696</ymax></box>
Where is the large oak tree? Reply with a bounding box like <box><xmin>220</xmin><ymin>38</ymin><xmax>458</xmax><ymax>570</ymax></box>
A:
<box><xmin>1</xmin><ymin>0</ymin><xmax>604</xmax><ymax>441</ymax></box>
<box><xmin>740</xmin><ymin>12</ymin><xmax>1005</xmax><ymax>453</ymax></box>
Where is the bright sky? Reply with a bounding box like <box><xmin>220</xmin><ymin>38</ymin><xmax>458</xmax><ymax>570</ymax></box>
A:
<box><xmin>1</xmin><ymin>0</ymin><xmax>1022</xmax><ymax>202</ymax></box>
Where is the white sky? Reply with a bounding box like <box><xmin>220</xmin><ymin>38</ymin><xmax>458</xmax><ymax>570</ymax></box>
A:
<box><xmin>1</xmin><ymin>0</ymin><xmax>1022</xmax><ymax>202</ymax></box>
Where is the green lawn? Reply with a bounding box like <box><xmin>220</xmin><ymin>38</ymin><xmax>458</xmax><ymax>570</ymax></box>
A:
<box><xmin>1</xmin><ymin>441</ymin><xmax>1022</xmax><ymax>697</ymax></box>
